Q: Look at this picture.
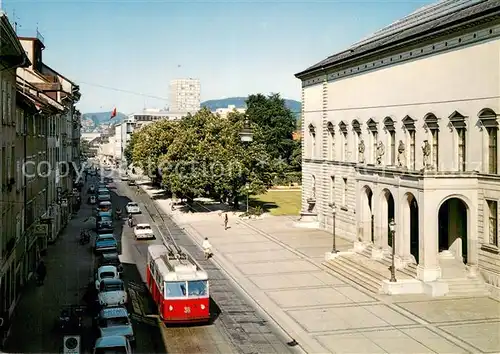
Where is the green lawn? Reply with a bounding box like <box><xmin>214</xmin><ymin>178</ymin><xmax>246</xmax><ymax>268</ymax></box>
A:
<box><xmin>249</xmin><ymin>190</ymin><xmax>301</xmax><ymax>216</ymax></box>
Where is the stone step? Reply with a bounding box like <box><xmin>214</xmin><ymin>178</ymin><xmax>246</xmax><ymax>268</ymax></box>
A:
<box><xmin>444</xmin><ymin>278</ymin><xmax>491</xmax><ymax>297</ymax></box>
<box><xmin>359</xmin><ymin>245</ymin><xmax>418</xmax><ymax>278</ymax></box>
<box><xmin>322</xmin><ymin>257</ymin><xmax>382</xmax><ymax>294</ymax></box>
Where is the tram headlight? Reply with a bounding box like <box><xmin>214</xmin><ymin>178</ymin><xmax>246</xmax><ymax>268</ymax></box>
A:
<box><xmin>169</xmin><ymin>305</ymin><xmax>173</xmax><ymax>311</ymax></box>
<box><xmin>200</xmin><ymin>304</ymin><xmax>205</xmax><ymax>310</ymax></box>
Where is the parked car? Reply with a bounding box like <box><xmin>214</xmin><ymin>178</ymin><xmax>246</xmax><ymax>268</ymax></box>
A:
<box><xmin>97</xmin><ymin>194</ymin><xmax>111</xmax><ymax>202</ymax></box>
<box><xmin>120</xmin><ymin>174</ymin><xmax>128</xmax><ymax>181</ymax></box>
<box><xmin>97</xmin><ymin>253</ymin><xmax>123</xmax><ymax>275</ymax></box>
<box><xmin>127</xmin><ymin>179</ymin><xmax>136</xmax><ymax>186</ymax></box>
<box><xmin>97</xmin><ymin>220</ymin><xmax>113</xmax><ymax>234</ymax></box>
<box><xmin>125</xmin><ymin>202</ymin><xmax>140</xmax><ymax>214</ymax></box>
<box><xmin>96</xmin><ymin>306</ymin><xmax>135</xmax><ymax>345</ymax></box>
<box><xmin>93</xmin><ymin>335</ymin><xmax>132</xmax><ymax>354</ymax></box>
<box><xmin>98</xmin><ymin>279</ymin><xmax>127</xmax><ymax>307</ymax></box>
<box><xmin>98</xmin><ymin>188</ymin><xmax>110</xmax><ymax>195</ymax></box>
<box><xmin>95</xmin><ymin>265</ymin><xmax>120</xmax><ymax>290</ymax></box>
<box><xmin>133</xmin><ymin>224</ymin><xmax>155</xmax><ymax>240</ymax></box>
<box><xmin>98</xmin><ymin>201</ymin><xmax>112</xmax><ymax>213</ymax></box>
<box><xmin>94</xmin><ymin>234</ymin><xmax>117</xmax><ymax>254</ymax></box>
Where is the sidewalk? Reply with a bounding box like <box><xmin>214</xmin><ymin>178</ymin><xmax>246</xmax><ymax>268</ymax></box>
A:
<box><xmin>140</xmin><ymin>183</ymin><xmax>500</xmax><ymax>354</ymax></box>
<box><xmin>4</xmin><ymin>195</ymin><xmax>95</xmax><ymax>352</ymax></box>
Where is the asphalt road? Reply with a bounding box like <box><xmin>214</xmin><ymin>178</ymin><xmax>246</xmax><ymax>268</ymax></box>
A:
<box><xmin>113</xmin><ymin>170</ymin><xmax>294</xmax><ymax>354</ymax></box>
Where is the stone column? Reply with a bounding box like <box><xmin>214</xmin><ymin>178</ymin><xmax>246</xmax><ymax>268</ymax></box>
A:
<box><xmin>416</xmin><ymin>193</ymin><xmax>441</xmax><ymax>282</ymax></box>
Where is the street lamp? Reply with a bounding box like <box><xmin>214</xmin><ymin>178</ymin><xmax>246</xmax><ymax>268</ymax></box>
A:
<box><xmin>245</xmin><ymin>183</ymin><xmax>250</xmax><ymax>213</ymax></box>
<box><xmin>389</xmin><ymin>218</ymin><xmax>397</xmax><ymax>282</ymax></box>
<box><xmin>240</xmin><ymin>118</ymin><xmax>253</xmax><ymax>143</ymax></box>
<box><xmin>328</xmin><ymin>202</ymin><xmax>337</xmax><ymax>253</ymax></box>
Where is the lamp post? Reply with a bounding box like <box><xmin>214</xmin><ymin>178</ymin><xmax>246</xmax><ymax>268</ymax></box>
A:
<box><xmin>328</xmin><ymin>202</ymin><xmax>337</xmax><ymax>253</ymax></box>
<box><xmin>389</xmin><ymin>218</ymin><xmax>397</xmax><ymax>282</ymax></box>
<box><xmin>239</xmin><ymin>117</ymin><xmax>253</xmax><ymax>212</ymax></box>
<box><xmin>245</xmin><ymin>183</ymin><xmax>250</xmax><ymax>213</ymax></box>
<box><xmin>239</xmin><ymin>118</ymin><xmax>253</xmax><ymax>143</ymax></box>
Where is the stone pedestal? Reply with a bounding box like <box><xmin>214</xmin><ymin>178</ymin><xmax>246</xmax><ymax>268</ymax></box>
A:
<box><xmin>381</xmin><ymin>279</ymin><xmax>423</xmax><ymax>295</ymax></box>
<box><xmin>422</xmin><ymin>281</ymin><xmax>449</xmax><ymax>296</ymax></box>
<box><xmin>416</xmin><ymin>265</ymin><xmax>442</xmax><ymax>282</ymax></box>
<box><xmin>466</xmin><ymin>264</ymin><xmax>479</xmax><ymax>278</ymax></box>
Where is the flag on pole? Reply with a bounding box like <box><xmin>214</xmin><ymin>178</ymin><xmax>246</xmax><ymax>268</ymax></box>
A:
<box><xmin>110</xmin><ymin>107</ymin><xmax>117</xmax><ymax>119</ymax></box>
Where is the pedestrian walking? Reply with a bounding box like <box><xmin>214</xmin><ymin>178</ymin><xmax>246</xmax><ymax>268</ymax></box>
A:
<box><xmin>36</xmin><ymin>260</ymin><xmax>46</xmax><ymax>286</ymax></box>
<box><xmin>224</xmin><ymin>213</ymin><xmax>228</xmax><ymax>230</ymax></box>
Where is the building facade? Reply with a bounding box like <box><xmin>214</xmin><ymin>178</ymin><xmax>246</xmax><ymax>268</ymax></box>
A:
<box><xmin>0</xmin><ymin>12</ymin><xmax>31</xmax><ymax>325</ymax></box>
<box><xmin>17</xmin><ymin>37</ymin><xmax>80</xmax><ymax>242</ymax></box>
<box><xmin>296</xmin><ymin>0</ymin><xmax>500</xmax><ymax>296</ymax></box>
<box><xmin>169</xmin><ymin>78</ymin><xmax>201</xmax><ymax>112</ymax></box>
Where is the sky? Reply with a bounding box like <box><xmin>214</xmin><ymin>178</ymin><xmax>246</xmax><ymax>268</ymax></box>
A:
<box><xmin>4</xmin><ymin>0</ymin><xmax>434</xmax><ymax>114</ymax></box>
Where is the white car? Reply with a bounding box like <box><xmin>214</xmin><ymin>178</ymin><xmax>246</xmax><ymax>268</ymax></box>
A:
<box><xmin>133</xmin><ymin>224</ymin><xmax>155</xmax><ymax>240</ymax></box>
<box><xmin>95</xmin><ymin>265</ymin><xmax>120</xmax><ymax>290</ymax></box>
<box><xmin>98</xmin><ymin>279</ymin><xmax>127</xmax><ymax>307</ymax></box>
<box><xmin>120</xmin><ymin>174</ymin><xmax>128</xmax><ymax>181</ymax></box>
<box><xmin>125</xmin><ymin>202</ymin><xmax>140</xmax><ymax>214</ymax></box>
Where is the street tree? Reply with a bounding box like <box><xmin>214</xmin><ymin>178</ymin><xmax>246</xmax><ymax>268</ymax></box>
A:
<box><xmin>245</xmin><ymin>93</ymin><xmax>298</xmax><ymax>169</ymax></box>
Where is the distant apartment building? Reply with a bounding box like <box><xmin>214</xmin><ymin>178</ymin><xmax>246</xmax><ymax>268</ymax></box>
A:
<box><xmin>169</xmin><ymin>78</ymin><xmax>200</xmax><ymax>112</ymax></box>
<box><xmin>114</xmin><ymin>124</ymin><xmax>122</xmax><ymax>162</ymax></box>
<box><xmin>213</xmin><ymin>105</ymin><xmax>246</xmax><ymax>118</ymax></box>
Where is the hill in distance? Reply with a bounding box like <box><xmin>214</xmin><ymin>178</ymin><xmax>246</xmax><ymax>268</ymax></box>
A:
<box><xmin>81</xmin><ymin>111</ymin><xmax>127</xmax><ymax>132</ymax></box>
<box><xmin>201</xmin><ymin>97</ymin><xmax>301</xmax><ymax>115</ymax></box>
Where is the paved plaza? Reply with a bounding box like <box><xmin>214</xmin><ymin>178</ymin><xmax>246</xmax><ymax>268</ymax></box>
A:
<box><xmin>140</xmin><ymin>183</ymin><xmax>500</xmax><ymax>354</ymax></box>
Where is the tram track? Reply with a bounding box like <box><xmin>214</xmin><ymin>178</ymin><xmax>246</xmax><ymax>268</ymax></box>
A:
<box><xmin>116</xmin><ymin>176</ymin><xmax>295</xmax><ymax>354</ymax></box>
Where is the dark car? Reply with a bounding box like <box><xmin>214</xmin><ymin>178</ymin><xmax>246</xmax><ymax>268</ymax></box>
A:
<box><xmin>97</xmin><ymin>253</ymin><xmax>123</xmax><ymax>275</ymax></box>
<box><xmin>97</xmin><ymin>221</ymin><xmax>113</xmax><ymax>234</ymax></box>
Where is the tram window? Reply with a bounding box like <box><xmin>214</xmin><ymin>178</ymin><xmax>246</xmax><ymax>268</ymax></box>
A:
<box><xmin>188</xmin><ymin>280</ymin><xmax>208</xmax><ymax>296</ymax></box>
<box><xmin>166</xmin><ymin>281</ymin><xmax>187</xmax><ymax>297</ymax></box>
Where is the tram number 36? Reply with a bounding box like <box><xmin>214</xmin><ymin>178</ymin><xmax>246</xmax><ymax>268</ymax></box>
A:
<box><xmin>184</xmin><ymin>306</ymin><xmax>191</xmax><ymax>314</ymax></box>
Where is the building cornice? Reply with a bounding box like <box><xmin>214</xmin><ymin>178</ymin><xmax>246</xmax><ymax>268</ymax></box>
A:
<box><xmin>300</xmin><ymin>18</ymin><xmax>500</xmax><ymax>88</ymax></box>
<box><xmin>0</xmin><ymin>14</ymin><xmax>30</xmax><ymax>69</ymax></box>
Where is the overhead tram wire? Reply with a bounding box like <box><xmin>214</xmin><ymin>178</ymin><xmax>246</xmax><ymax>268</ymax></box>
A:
<box><xmin>76</xmin><ymin>80</ymin><xmax>500</xmax><ymax>115</ymax></box>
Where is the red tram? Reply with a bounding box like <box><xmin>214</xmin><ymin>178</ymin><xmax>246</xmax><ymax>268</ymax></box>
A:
<box><xmin>146</xmin><ymin>244</ymin><xmax>210</xmax><ymax>323</ymax></box>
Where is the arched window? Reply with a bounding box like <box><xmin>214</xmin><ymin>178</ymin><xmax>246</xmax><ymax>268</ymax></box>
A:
<box><xmin>367</xmin><ymin>118</ymin><xmax>378</xmax><ymax>164</ymax></box>
<box><xmin>403</xmin><ymin>115</ymin><xmax>416</xmax><ymax>169</ymax></box>
<box><xmin>449</xmin><ymin>111</ymin><xmax>467</xmax><ymax>172</ymax></box>
<box><xmin>339</xmin><ymin>121</ymin><xmax>348</xmax><ymax>161</ymax></box>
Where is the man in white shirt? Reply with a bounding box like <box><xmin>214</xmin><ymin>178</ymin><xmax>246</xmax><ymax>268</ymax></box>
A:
<box><xmin>202</xmin><ymin>237</ymin><xmax>212</xmax><ymax>259</ymax></box>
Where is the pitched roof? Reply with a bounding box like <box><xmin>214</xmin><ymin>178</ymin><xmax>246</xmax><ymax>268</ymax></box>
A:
<box><xmin>296</xmin><ymin>0</ymin><xmax>500</xmax><ymax>78</ymax></box>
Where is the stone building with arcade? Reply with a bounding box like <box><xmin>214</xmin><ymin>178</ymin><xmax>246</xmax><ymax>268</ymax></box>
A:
<box><xmin>295</xmin><ymin>0</ymin><xmax>500</xmax><ymax>298</ymax></box>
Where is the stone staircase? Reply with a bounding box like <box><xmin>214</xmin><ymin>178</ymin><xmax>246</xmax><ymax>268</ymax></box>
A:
<box><xmin>359</xmin><ymin>244</ymin><xmax>418</xmax><ymax>278</ymax></box>
<box><xmin>323</xmin><ymin>245</ymin><xmax>491</xmax><ymax>297</ymax></box>
<box><xmin>439</xmin><ymin>258</ymin><xmax>491</xmax><ymax>297</ymax></box>
<box><xmin>322</xmin><ymin>247</ymin><xmax>414</xmax><ymax>294</ymax></box>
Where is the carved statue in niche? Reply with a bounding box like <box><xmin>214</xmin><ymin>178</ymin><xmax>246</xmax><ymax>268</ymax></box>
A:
<box><xmin>358</xmin><ymin>140</ymin><xmax>365</xmax><ymax>163</ymax></box>
<box><xmin>397</xmin><ymin>140</ymin><xmax>406</xmax><ymax>167</ymax></box>
<box><xmin>422</xmin><ymin>140</ymin><xmax>431</xmax><ymax>168</ymax></box>
<box><xmin>376</xmin><ymin>141</ymin><xmax>385</xmax><ymax>165</ymax></box>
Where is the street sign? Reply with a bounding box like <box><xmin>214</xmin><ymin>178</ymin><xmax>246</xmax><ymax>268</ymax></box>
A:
<box><xmin>63</xmin><ymin>335</ymin><xmax>80</xmax><ymax>354</ymax></box>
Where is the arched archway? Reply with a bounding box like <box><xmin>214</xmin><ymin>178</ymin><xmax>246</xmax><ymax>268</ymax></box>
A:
<box><xmin>380</xmin><ymin>189</ymin><xmax>395</xmax><ymax>248</ymax></box>
<box><xmin>403</xmin><ymin>193</ymin><xmax>419</xmax><ymax>263</ymax></box>
<box><xmin>360</xmin><ymin>186</ymin><xmax>374</xmax><ymax>242</ymax></box>
<box><xmin>438</xmin><ymin>197</ymin><xmax>468</xmax><ymax>263</ymax></box>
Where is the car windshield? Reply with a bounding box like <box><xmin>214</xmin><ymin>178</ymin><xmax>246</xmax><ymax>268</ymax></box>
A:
<box><xmin>188</xmin><ymin>280</ymin><xmax>208</xmax><ymax>297</ymax></box>
<box><xmin>107</xmin><ymin>317</ymin><xmax>130</xmax><ymax>326</ymax></box>
<box><xmin>100</xmin><ymin>271</ymin><xmax>115</xmax><ymax>279</ymax></box>
<box><xmin>103</xmin><ymin>282</ymin><xmax>124</xmax><ymax>292</ymax></box>
<box><xmin>128</xmin><ymin>203</ymin><xmax>138</xmax><ymax>207</ymax></box>
<box><xmin>166</xmin><ymin>281</ymin><xmax>187</xmax><ymax>297</ymax></box>
<box><xmin>95</xmin><ymin>347</ymin><xmax>127</xmax><ymax>354</ymax></box>
<box><xmin>137</xmin><ymin>225</ymin><xmax>150</xmax><ymax>230</ymax></box>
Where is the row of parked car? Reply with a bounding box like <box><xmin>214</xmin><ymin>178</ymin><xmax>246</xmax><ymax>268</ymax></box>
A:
<box><xmin>88</xmin><ymin>178</ymin><xmax>135</xmax><ymax>353</ymax></box>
